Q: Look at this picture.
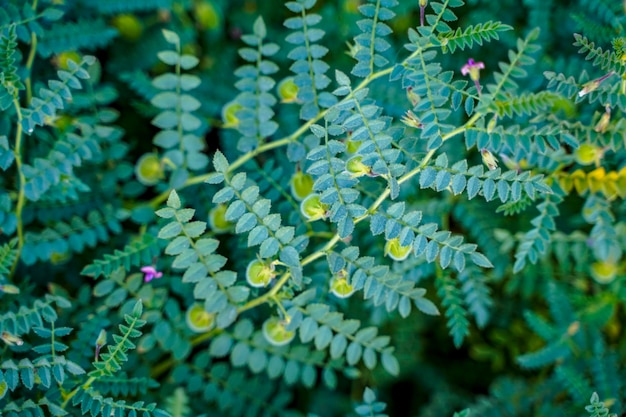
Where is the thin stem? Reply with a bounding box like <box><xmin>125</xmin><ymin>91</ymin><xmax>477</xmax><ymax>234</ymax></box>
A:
<box><xmin>24</xmin><ymin>0</ymin><xmax>38</xmax><ymax>106</ymax></box>
<box><xmin>9</xmin><ymin>0</ymin><xmax>40</xmax><ymax>278</ymax></box>
<box><xmin>237</xmin><ymin>271</ymin><xmax>292</xmax><ymax>313</ymax></box>
<box><xmin>142</xmin><ymin>45</ymin><xmax>447</xmax><ymax>380</ymax></box>
<box><xmin>9</xmin><ymin>99</ymin><xmax>26</xmax><ymax>279</ymax></box>
<box><xmin>271</xmin><ymin>295</ymin><xmax>290</xmax><ymax>320</ymax></box>
<box><xmin>61</xmin><ymin>376</ymin><xmax>95</xmax><ymax>409</ymax></box>
<box><xmin>147</xmin><ymin>62</ymin><xmax>398</xmax><ymax>209</ymax></box>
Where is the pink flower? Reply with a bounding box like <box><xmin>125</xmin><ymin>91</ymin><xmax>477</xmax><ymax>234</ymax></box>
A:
<box><xmin>141</xmin><ymin>266</ymin><xmax>163</xmax><ymax>282</ymax></box>
<box><xmin>461</xmin><ymin>58</ymin><xmax>485</xmax><ymax>94</ymax></box>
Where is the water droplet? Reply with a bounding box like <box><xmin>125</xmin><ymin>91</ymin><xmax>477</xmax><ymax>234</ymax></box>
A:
<box><xmin>27</xmin><ymin>128</ymin><xmax>33</xmax><ymax>134</ymax></box>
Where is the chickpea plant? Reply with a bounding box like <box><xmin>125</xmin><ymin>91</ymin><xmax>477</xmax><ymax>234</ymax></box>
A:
<box><xmin>1</xmin><ymin>0</ymin><xmax>626</xmax><ymax>416</ymax></box>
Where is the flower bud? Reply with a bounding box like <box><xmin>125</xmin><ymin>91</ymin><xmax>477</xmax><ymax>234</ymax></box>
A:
<box><xmin>419</xmin><ymin>0</ymin><xmax>428</xmax><ymax>26</ymax></box>
<box><xmin>578</xmin><ymin>72</ymin><xmax>614</xmax><ymax>97</ymax></box>
<box><xmin>401</xmin><ymin>110</ymin><xmax>423</xmax><ymax>129</ymax></box>
<box><xmin>481</xmin><ymin>148</ymin><xmax>498</xmax><ymax>171</ymax></box>
<box><xmin>487</xmin><ymin>115</ymin><xmax>498</xmax><ymax>133</ymax></box>
<box><xmin>1</xmin><ymin>332</ymin><xmax>23</xmax><ymax>346</ymax></box>
<box><xmin>94</xmin><ymin>329</ymin><xmax>107</xmax><ymax>361</ymax></box>
<box><xmin>0</xmin><ymin>284</ymin><xmax>19</xmax><ymax>294</ymax></box>
<box><xmin>406</xmin><ymin>87</ymin><xmax>420</xmax><ymax>107</ymax></box>
<box><xmin>594</xmin><ymin>105</ymin><xmax>611</xmax><ymax>133</ymax></box>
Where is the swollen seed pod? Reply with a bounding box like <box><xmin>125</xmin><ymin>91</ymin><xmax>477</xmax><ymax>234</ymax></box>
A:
<box><xmin>262</xmin><ymin>317</ymin><xmax>295</xmax><ymax>346</ymax></box>
<box><xmin>221</xmin><ymin>101</ymin><xmax>243</xmax><ymax>128</ymax></box>
<box><xmin>193</xmin><ymin>0</ymin><xmax>221</xmax><ymax>30</ymax></box>
<box><xmin>186</xmin><ymin>303</ymin><xmax>216</xmax><ymax>333</ymax></box>
<box><xmin>135</xmin><ymin>153</ymin><xmax>164</xmax><ymax>186</ymax></box>
<box><xmin>330</xmin><ymin>271</ymin><xmax>355</xmax><ymax>298</ymax></box>
<box><xmin>345</xmin><ymin>156</ymin><xmax>371</xmax><ymax>178</ymax></box>
<box><xmin>245</xmin><ymin>260</ymin><xmax>275</xmax><ymax>288</ymax></box>
<box><xmin>111</xmin><ymin>14</ymin><xmax>144</xmax><ymax>41</ymax></box>
<box><xmin>590</xmin><ymin>260</ymin><xmax>618</xmax><ymax>284</ymax></box>
<box><xmin>277</xmin><ymin>77</ymin><xmax>299</xmax><ymax>103</ymax></box>
<box><xmin>384</xmin><ymin>238</ymin><xmax>412</xmax><ymax>261</ymax></box>
<box><xmin>574</xmin><ymin>143</ymin><xmax>602</xmax><ymax>166</ymax></box>
<box><xmin>300</xmin><ymin>194</ymin><xmax>328</xmax><ymax>222</ymax></box>
<box><xmin>290</xmin><ymin>171</ymin><xmax>314</xmax><ymax>201</ymax></box>
<box><xmin>55</xmin><ymin>51</ymin><xmax>82</xmax><ymax>70</ymax></box>
<box><xmin>208</xmin><ymin>204</ymin><xmax>232</xmax><ymax>234</ymax></box>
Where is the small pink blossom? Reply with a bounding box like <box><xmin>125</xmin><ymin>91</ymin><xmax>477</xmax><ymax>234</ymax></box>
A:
<box><xmin>461</xmin><ymin>59</ymin><xmax>485</xmax><ymax>94</ymax></box>
<box><xmin>141</xmin><ymin>266</ymin><xmax>163</xmax><ymax>282</ymax></box>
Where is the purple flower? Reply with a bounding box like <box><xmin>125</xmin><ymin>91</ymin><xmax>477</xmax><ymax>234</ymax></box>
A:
<box><xmin>141</xmin><ymin>266</ymin><xmax>163</xmax><ymax>282</ymax></box>
<box><xmin>461</xmin><ymin>59</ymin><xmax>485</xmax><ymax>94</ymax></box>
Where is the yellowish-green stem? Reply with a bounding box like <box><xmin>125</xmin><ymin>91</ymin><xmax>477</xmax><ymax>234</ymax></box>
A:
<box><xmin>9</xmin><ymin>101</ymin><xmax>26</xmax><ymax>279</ymax></box>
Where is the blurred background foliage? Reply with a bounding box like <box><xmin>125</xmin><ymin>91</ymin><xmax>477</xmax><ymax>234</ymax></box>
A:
<box><xmin>2</xmin><ymin>0</ymin><xmax>626</xmax><ymax>416</ymax></box>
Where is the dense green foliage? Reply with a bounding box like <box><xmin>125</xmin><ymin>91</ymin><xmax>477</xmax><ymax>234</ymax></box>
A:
<box><xmin>1</xmin><ymin>0</ymin><xmax>626</xmax><ymax>415</ymax></box>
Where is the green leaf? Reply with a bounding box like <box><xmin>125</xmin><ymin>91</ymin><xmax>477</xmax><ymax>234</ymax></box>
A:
<box><xmin>162</xmin><ymin>29</ymin><xmax>180</xmax><ymax>45</ymax></box>
<box><xmin>253</xmin><ymin>16</ymin><xmax>267</xmax><ymax>38</ymax></box>
<box><xmin>381</xmin><ymin>351</ymin><xmax>399</xmax><ymax>376</ymax></box>
<box><xmin>213</xmin><ymin>150</ymin><xmax>229</xmax><ymax>173</ymax></box>
<box><xmin>470</xmin><ymin>252</ymin><xmax>493</xmax><ymax>268</ymax></box>
<box><xmin>167</xmin><ymin>190</ymin><xmax>181</xmax><ymax>209</ymax></box>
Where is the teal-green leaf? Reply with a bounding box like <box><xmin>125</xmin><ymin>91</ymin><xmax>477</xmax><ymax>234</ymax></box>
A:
<box><xmin>158</xmin><ymin>222</ymin><xmax>182</xmax><ymax>239</ymax></box>
<box><xmin>279</xmin><ymin>246</ymin><xmax>300</xmax><ymax>267</ymax></box>
<box><xmin>330</xmin><ymin>334</ymin><xmax>348</xmax><ymax>359</ymax></box>
<box><xmin>209</xmin><ymin>334</ymin><xmax>233</xmax><ymax>357</ymax></box>
<box><xmin>151</xmin><ymin>92</ymin><xmax>178</xmax><ymax>109</ymax></box>
<box><xmin>381</xmin><ymin>351</ymin><xmax>399</xmax><ymax>376</ymax></box>
<box><xmin>162</xmin><ymin>29</ymin><xmax>180</xmax><ymax>45</ymax></box>
<box><xmin>470</xmin><ymin>252</ymin><xmax>493</xmax><ymax>268</ymax></box>
<box><xmin>157</xmin><ymin>51</ymin><xmax>179</xmax><ymax>66</ymax></box>
<box><xmin>414</xmin><ymin>296</ymin><xmax>439</xmax><ymax>316</ymax></box>
<box><xmin>180</xmin><ymin>55</ymin><xmax>199</xmax><ymax>70</ymax></box>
